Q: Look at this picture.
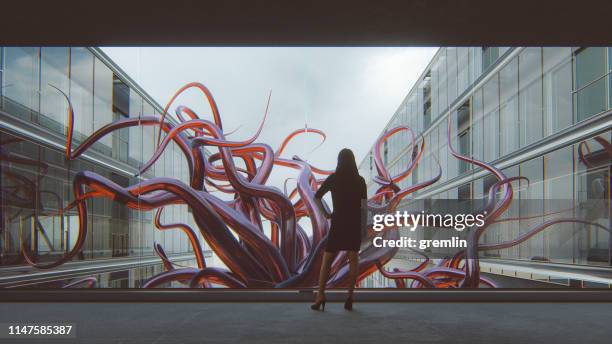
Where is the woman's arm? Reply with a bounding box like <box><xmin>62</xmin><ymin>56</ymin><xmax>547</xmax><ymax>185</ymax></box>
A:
<box><xmin>314</xmin><ymin>175</ymin><xmax>333</xmax><ymax>218</ymax></box>
<box><xmin>360</xmin><ymin>177</ymin><xmax>368</xmax><ymax>239</ymax></box>
<box><xmin>314</xmin><ymin>174</ymin><xmax>333</xmax><ymax>199</ymax></box>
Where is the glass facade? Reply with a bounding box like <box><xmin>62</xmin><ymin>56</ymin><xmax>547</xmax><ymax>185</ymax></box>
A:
<box><xmin>3</xmin><ymin>47</ymin><xmax>40</xmax><ymax>121</ymax></box>
<box><xmin>40</xmin><ymin>47</ymin><xmax>70</xmax><ymax>135</ymax></box>
<box><xmin>0</xmin><ymin>47</ymin><xmax>204</xmax><ymax>275</ymax></box>
<box><xmin>575</xmin><ymin>47</ymin><xmax>608</xmax><ymax>122</ymax></box>
<box><xmin>359</xmin><ymin>47</ymin><xmax>612</xmax><ymax>279</ymax></box>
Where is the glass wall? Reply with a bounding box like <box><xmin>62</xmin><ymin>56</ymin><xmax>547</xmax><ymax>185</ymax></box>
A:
<box><xmin>574</xmin><ymin>47</ymin><xmax>608</xmax><ymax>122</ymax></box>
<box><xmin>361</xmin><ymin>46</ymin><xmax>611</xmax><ymax>272</ymax></box>
<box><xmin>93</xmin><ymin>57</ymin><xmax>113</xmax><ymax>153</ymax></box>
<box><xmin>437</xmin><ymin>50</ymin><xmax>448</xmax><ymax>117</ymax></box>
<box><xmin>543</xmin><ymin>47</ymin><xmax>573</xmax><ymax>135</ymax></box>
<box><xmin>482</xmin><ymin>73</ymin><xmax>499</xmax><ymax>162</ymax></box>
<box><xmin>483</xmin><ymin>47</ymin><xmax>499</xmax><ymax>71</ymax></box>
<box><xmin>394</xmin><ymin>130</ymin><xmax>610</xmax><ymax>267</ymax></box>
<box><xmin>519</xmin><ymin>48</ymin><xmax>543</xmax><ymax>148</ymax></box>
<box><xmin>2</xmin><ymin>47</ymin><xmax>40</xmax><ymax>121</ymax></box>
<box><xmin>499</xmin><ymin>57</ymin><xmax>519</xmax><ymax>155</ymax></box>
<box><xmin>39</xmin><ymin>47</ymin><xmax>70</xmax><ymax>135</ymax></box>
<box><xmin>70</xmin><ymin>48</ymin><xmax>95</xmax><ymax>144</ymax></box>
<box><xmin>457</xmin><ymin>47</ymin><xmax>469</xmax><ymax>95</ymax></box>
<box><xmin>0</xmin><ymin>47</ymin><xmax>200</xmax><ymax>273</ymax></box>
<box><xmin>447</xmin><ymin>47</ymin><xmax>458</xmax><ymax>110</ymax></box>
<box><xmin>371</xmin><ymin>47</ymin><xmax>609</xmax><ymax>193</ymax></box>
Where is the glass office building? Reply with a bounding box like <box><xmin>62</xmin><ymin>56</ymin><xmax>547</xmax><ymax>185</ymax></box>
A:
<box><xmin>0</xmin><ymin>47</ymin><xmax>209</xmax><ymax>287</ymax></box>
<box><xmin>359</xmin><ymin>47</ymin><xmax>611</xmax><ymax>287</ymax></box>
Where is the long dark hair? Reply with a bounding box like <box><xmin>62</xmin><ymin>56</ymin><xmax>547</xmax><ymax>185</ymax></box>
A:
<box><xmin>336</xmin><ymin>148</ymin><xmax>359</xmax><ymax>177</ymax></box>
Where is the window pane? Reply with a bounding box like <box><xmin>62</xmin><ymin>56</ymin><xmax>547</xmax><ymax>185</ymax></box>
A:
<box><xmin>128</xmin><ymin>91</ymin><xmax>143</xmax><ymax>168</ymax></box>
<box><xmin>457</xmin><ymin>47</ymin><xmax>469</xmax><ymax>95</ymax></box>
<box><xmin>112</xmin><ymin>76</ymin><xmax>130</xmax><ymax>163</ymax></box>
<box><xmin>447</xmin><ymin>121</ymin><xmax>458</xmax><ymax>180</ymax></box>
<box><xmin>438</xmin><ymin>50</ymin><xmax>448</xmax><ymax>115</ymax></box>
<box><xmin>499</xmin><ymin>57</ymin><xmax>519</xmax><ymax>155</ymax></box>
<box><xmin>3</xmin><ymin>47</ymin><xmax>40</xmax><ymax>121</ymax></box>
<box><xmin>471</xmin><ymin>88</ymin><xmax>484</xmax><ymax>163</ymax></box>
<box><xmin>470</xmin><ymin>47</ymin><xmax>483</xmax><ymax>84</ymax></box>
<box><xmin>421</xmin><ymin>75</ymin><xmax>432</xmax><ymax>129</ymax></box>
<box><xmin>544</xmin><ymin>145</ymin><xmax>575</xmax><ymax>264</ymax></box>
<box><xmin>499</xmin><ymin>165</ymin><xmax>520</xmax><ymax>259</ymax></box>
<box><xmin>447</xmin><ymin>47</ymin><xmax>458</xmax><ymax>105</ymax></box>
<box><xmin>416</xmin><ymin>84</ymin><xmax>424</xmax><ymax>133</ymax></box>
<box><xmin>70</xmin><ymin>48</ymin><xmax>94</xmax><ymax>143</ymax></box>
<box><xmin>483</xmin><ymin>47</ymin><xmax>499</xmax><ymax>71</ymax></box>
<box><xmin>483</xmin><ymin>73</ymin><xmax>499</xmax><ymax>161</ymax></box>
<box><xmin>575</xmin><ymin>47</ymin><xmax>607</xmax><ymax>121</ymax></box>
<box><xmin>574</xmin><ymin>131</ymin><xmax>611</xmax><ymax>264</ymax></box>
<box><xmin>519</xmin><ymin>48</ymin><xmax>543</xmax><ymax>147</ymax></box>
<box><xmin>409</xmin><ymin>95</ymin><xmax>418</xmax><ymax>134</ymax></box>
<box><xmin>519</xmin><ymin>157</ymin><xmax>544</xmax><ymax>259</ymax></box>
<box><xmin>425</xmin><ymin>133</ymin><xmax>433</xmax><ymax>181</ymax></box>
<box><xmin>430</xmin><ymin>63</ymin><xmax>438</xmax><ymax>121</ymax></box>
<box><xmin>543</xmin><ymin>47</ymin><xmax>573</xmax><ymax>135</ymax></box>
<box><xmin>141</xmin><ymin>101</ymin><xmax>156</xmax><ymax>176</ymax></box>
<box><xmin>143</xmin><ymin>100</ymin><xmax>154</xmax><ymax>116</ymax></box>
<box><xmin>93</xmin><ymin>58</ymin><xmax>113</xmax><ymax>152</ymax></box>
<box><xmin>450</xmin><ymin>99</ymin><xmax>471</xmax><ymax>175</ymax></box>
<box><xmin>40</xmin><ymin>47</ymin><xmax>69</xmax><ymax>135</ymax></box>
<box><xmin>437</xmin><ymin>123</ymin><xmax>448</xmax><ymax>182</ymax></box>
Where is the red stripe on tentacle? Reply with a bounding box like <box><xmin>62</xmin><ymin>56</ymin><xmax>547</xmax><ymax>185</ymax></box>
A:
<box><xmin>154</xmin><ymin>207</ymin><xmax>207</xmax><ymax>270</ymax></box>
<box><xmin>154</xmin><ymin>243</ymin><xmax>176</xmax><ymax>271</ymax></box>
<box><xmin>156</xmin><ymin>82</ymin><xmax>224</xmax><ymax>147</ymax></box>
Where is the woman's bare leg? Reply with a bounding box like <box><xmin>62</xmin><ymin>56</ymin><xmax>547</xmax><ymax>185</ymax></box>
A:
<box><xmin>347</xmin><ymin>251</ymin><xmax>359</xmax><ymax>296</ymax></box>
<box><xmin>316</xmin><ymin>251</ymin><xmax>336</xmax><ymax>301</ymax></box>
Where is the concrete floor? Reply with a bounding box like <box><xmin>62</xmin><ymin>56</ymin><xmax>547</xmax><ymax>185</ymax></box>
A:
<box><xmin>1</xmin><ymin>302</ymin><xmax>611</xmax><ymax>343</ymax></box>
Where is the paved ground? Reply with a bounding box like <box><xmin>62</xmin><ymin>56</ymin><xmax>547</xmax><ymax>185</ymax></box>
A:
<box><xmin>1</xmin><ymin>302</ymin><xmax>611</xmax><ymax>343</ymax></box>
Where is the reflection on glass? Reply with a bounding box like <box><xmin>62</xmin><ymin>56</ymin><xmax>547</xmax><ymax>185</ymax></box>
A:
<box><xmin>93</xmin><ymin>57</ymin><xmax>113</xmax><ymax>152</ymax></box>
<box><xmin>3</xmin><ymin>47</ymin><xmax>39</xmax><ymax>121</ymax></box>
<box><xmin>519</xmin><ymin>48</ymin><xmax>543</xmax><ymax>147</ymax></box>
<box><xmin>40</xmin><ymin>47</ymin><xmax>69</xmax><ymax>135</ymax></box>
<box><xmin>519</xmin><ymin>157</ymin><xmax>544</xmax><ymax>259</ymax></box>
<box><xmin>457</xmin><ymin>47</ymin><xmax>469</xmax><ymax>95</ymax></box>
<box><xmin>499</xmin><ymin>57</ymin><xmax>519</xmax><ymax>155</ymax></box>
<box><xmin>575</xmin><ymin>132</ymin><xmax>611</xmax><ymax>265</ymax></box>
<box><xmin>482</xmin><ymin>47</ymin><xmax>499</xmax><ymax>71</ymax></box>
<box><xmin>483</xmin><ymin>73</ymin><xmax>499</xmax><ymax>162</ymax></box>
<box><xmin>438</xmin><ymin>49</ymin><xmax>448</xmax><ymax>116</ymax></box>
<box><xmin>543</xmin><ymin>47</ymin><xmax>573</xmax><ymax>135</ymax></box>
<box><xmin>471</xmin><ymin>88</ymin><xmax>484</xmax><ymax>162</ymax></box>
<box><xmin>575</xmin><ymin>47</ymin><xmax>607</xmax><ymax>121</ymax></box>
<box><xmin>545</xmin><ymin>146</ymin><xmax>574</xmax><ymax>264</ymax></box>
<box><xmin>447</xmin><ymin>47</ymin><xmax>458</xmax><ymax>106</ymax></box>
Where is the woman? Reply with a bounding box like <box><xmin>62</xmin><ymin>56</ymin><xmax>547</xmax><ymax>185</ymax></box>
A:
<box><xmin>311</xmin><ymin>148</ymin><xmax>367</xmax><ymax>311</ymax></box>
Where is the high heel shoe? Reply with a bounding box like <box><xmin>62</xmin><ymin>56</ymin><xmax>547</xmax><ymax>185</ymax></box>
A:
<box><xmin>344</xmin><ymin>295</ymin><xmax>353</xmax><ymax>311</ymax></box>
<box><xmin>310</xmin><ymin>297</ymin><xmax>326</xmax><ymax>311</ymax></box>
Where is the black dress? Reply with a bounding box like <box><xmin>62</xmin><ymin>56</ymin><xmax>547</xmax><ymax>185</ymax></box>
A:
<box><xmin>315</xmin><ymin>172</ymin><xmax>367</xmax><ymax>252</ymax></box>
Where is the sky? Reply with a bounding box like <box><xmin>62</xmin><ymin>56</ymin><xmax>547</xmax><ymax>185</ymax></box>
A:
<box><xmin>102</xmin><ymin>47</ymin><xmax>438</xmax><ymax>192</ymax></box>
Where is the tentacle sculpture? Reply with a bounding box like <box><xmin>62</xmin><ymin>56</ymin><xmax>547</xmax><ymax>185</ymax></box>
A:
<box><xmin>6</xmin><ymin>81</ymin><xmax>608</xmax><ymax>291</ymax></box>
